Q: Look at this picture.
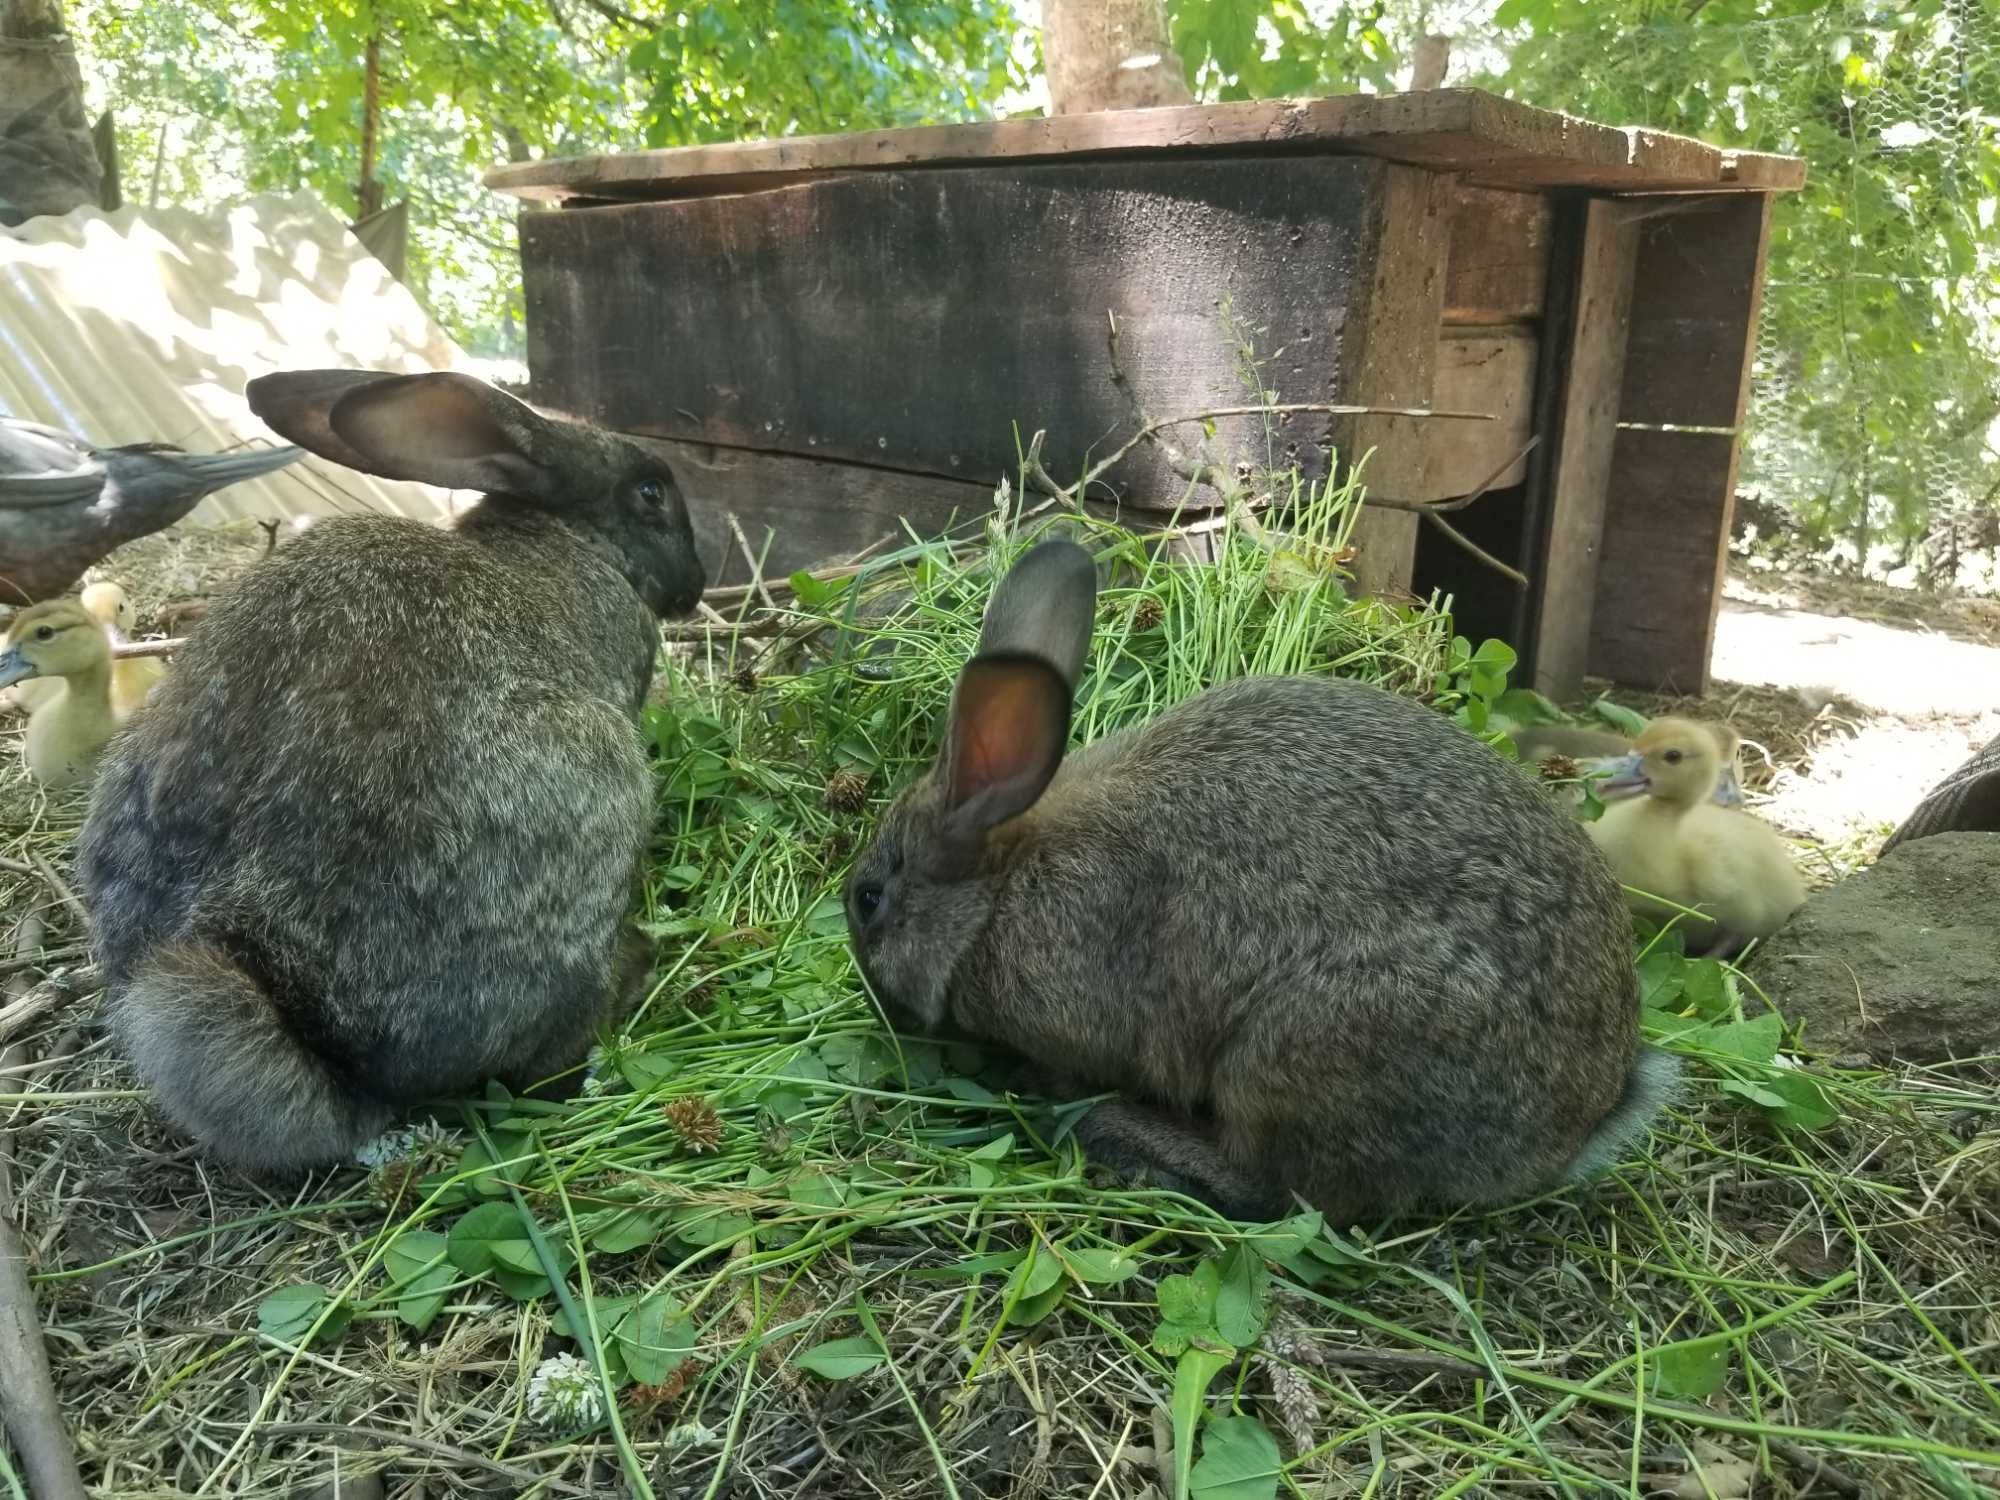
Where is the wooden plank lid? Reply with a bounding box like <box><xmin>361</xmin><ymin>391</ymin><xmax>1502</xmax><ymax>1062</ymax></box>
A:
<box><xmin>485</xmin><ymin>88</ymin><xmax>1805</xmax><ymax>204</ymax></box>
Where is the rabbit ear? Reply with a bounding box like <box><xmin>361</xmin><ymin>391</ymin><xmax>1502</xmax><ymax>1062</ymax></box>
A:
<box><xmin>940</xmin><ymin>654</ymin><xmax>1071</xmax><ymax>845</ymax></box>
<box><xmin>978</xmin><ymin>538</ymin><xmax>1097</xmax><ymax>687</ymax></box>
<box><xmin>327</xmin><ymin>373</ymin><xmax>552</xmax><ymax>495</ymax></box>
<box><xmin>248</xmin><ymin>370</ymin><xmax>550</xmax><ymax>495</ymax></box>
<box><xmin>245</xmin><ymin>370</ymin><xmax>402</xmax><ymax>475</ymax></box>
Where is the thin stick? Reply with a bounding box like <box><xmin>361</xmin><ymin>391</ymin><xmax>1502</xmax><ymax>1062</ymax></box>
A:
<box><xmin>0</xmin><ymin>965</ymin><xmax>93</xmax><ymax>1047</ymax></box>
<box><xmin>1417</xmin><ymin>510</ymin><xmax>1530</xmax><ymax>588</ymax></box>
<box><xmin>215</xmin><ymin>1423</ymin><xmax>591</xmax><ymax>1496</ymax></box>
<box><xmin>1768</xmin><ymin>1438</ymin><xmax>1866</xmax><ymax>1497</ymax></box>
<box><xmin>725</xmin><ymin>512</ymin><xmax>779</xmax><ymax>615</ymax></box>
<box><xmin>1079</xmin><ymin>400</ymin><xmax>1493</xmax><ymax>499</ymax></box>
<box><xmin>1365</xmin><ymin>433</ymin><xmax>1545</xmax><ymax>515</ymax></box>
<box><xmin>113</xmin><ymin>639</ymin><xmax>182</xmax><ymax>661</ymax></box>
<box><xmin>0</xmin><ymin>914</ymin><xmax>89</xmax><ymax>1500</ymax></box>
<box><xmin>27</xmin><ymin>856</ymin><xmax>89</xmax><ymax>934</ymax></box>
<box><xmin>702</xmin><ymin>533</ymin><xmax>902</xmax><ymax>607</ymax></box>
<box><xmin>1299</xmin><ymin>1346</ymin><xmax>1490</xmax><ymax>1382</ymax></box>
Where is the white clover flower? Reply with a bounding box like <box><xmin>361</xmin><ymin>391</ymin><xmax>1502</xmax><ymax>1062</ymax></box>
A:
<box><xmin>666</xmin><ymin>1421</ymin><xmax>720</xmax><ymax>1451</ymax></box>
<box><xmin>526</xmin><ymin>1352</ymin><xmax>603</xmax><ymax>1431</ymax></box>
<box><xmin>353</xmin><ymin>1119</ymin><xmax>455</xmax><ymax>1169</ymax></box>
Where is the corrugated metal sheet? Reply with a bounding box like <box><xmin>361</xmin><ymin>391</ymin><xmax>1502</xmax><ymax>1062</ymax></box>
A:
<box><xmin>0</xmin><ymin>191</ymin><xmax>474</xmax><ymax>526</ymax></box>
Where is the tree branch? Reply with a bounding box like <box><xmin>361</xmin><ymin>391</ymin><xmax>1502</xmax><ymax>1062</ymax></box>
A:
<box><xmin>573</xmin><ymin>0</ymin><xmax>649</xmax><ymax>28</ymax></box>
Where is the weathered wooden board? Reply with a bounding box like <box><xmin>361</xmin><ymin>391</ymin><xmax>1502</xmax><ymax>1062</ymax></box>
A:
<box><xmin>1531</xmin><ymin>199</ymin><xmax>1640</xmax><ymax>700</ymax></box>
<box><xmin>524</xmin><ymin>155</ymin><xmax>1442</xmax><ymax>514</ymax></box>
<box><xmin>1429</xmin><ymin>325</ymin><xmax>1537</xmax><ymax>497</ymax></box>
<box><xmin>1332</xmin><ymin>164</ymin><xmax>1451</xmax><ymax>598</ymax></box>
<box><xmin>632</xmin><ymin>433</ymin><xmax>998</xmax><ymax>589</ymax></box>
<box><xmin>1443</xmin><ymin>187</ymin><xmax>1551</xmax><ymax>325</ymax></box>
<box><xmin>1590</xmin><ymin>194</ymin><xmax>1774</xmax><ymax>692</ymax></box>
<box><xmin>1585</xmin><ymin>429</ymin><xmax>1739</xmax><ymax>693</ymax></box>
<box><xmin>489</xmin><ymin>89</ymin><xmax>1805</xmax><ymax>204</ymax></box>
<box><xmin>1615</xmin><ymin>197</ymin><xmax>1777</xmax><ymax>428</ymax></box>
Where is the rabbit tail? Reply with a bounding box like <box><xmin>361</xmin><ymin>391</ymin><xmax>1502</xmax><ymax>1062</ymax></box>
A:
<box><xmin>1563</xmin><ymin>1044</ymin><xmax>1682</xmax><ymax>1183</ymax></box>
<box><xmin>108</xmin><ymin>941</ymin><xmax>390</xmax><ymax>1175</ymax></box>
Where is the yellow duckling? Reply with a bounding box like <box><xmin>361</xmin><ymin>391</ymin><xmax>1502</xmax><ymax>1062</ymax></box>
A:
<box><xmin>7</xmin><ymin>581</ymin><xmax>163</xmax><ymax>719</ymax></box>
<box><xmin>84</xmin><ymin>581</ymin><xmax>166</xmax><ymax>716</ymax></box>
<box><xmin>1585</xmin><ymin>716</ymin><xmax>1806</xmax><ymax>958</ymax></box>
<box><xmin>1513</xmin><ymin>720</ymin><xmax>1744</xmax><ymax>805</ymax></box>
<box><xmin>0</xmin><ymin>598</ymin><xmax>124</xmax><ymax>787</ymax></box>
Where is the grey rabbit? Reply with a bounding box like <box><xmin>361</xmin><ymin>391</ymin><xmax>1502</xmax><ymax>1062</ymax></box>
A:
<box><xmin>76</xmin><ymin>370</ymin><xmax>705</xmax><ymax>1175</ymax></box>
<box><xmin>845</xmin><ymin>537</ymin><xmax>1676</xmax><ymax>1223</ymax></box>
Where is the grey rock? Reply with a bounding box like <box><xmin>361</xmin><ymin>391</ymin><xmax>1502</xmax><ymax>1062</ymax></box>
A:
<box><xmin>1761</xmin><ymin>832</ymin><xmax>2000</xmax><ymax>1065</ymax></box>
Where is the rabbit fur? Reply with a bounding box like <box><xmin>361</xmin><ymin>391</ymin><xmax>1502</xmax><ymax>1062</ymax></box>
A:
<box><xmin>846</xmin><ymin>537</ymin><xmax>1676</xmax><ymax>1223</ymax></box>
<box><xmin>77</xmin><ymin>371</ymin><xmax>705</xmax><ymax>1176</ymax></box>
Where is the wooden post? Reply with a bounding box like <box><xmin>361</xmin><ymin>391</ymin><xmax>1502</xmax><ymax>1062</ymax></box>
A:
<box><xmin>1332</xmin><ymin>164</ymin><xmax>1454</xmax><ymax>600</ymax></box>
<box><xmin>356</xmin><ymin>32</ymin><xmax>384</xmax><ymax>219</ymax></box>
<box><xmin>1588</xmin><ymin>193</ymin><xmax>1774</xmax><ymax>693</ymax></box>
<box><xmin>1529</xmin><ymin>197</ymin><xmax>1640</xmax><ymax>699</ymax></box>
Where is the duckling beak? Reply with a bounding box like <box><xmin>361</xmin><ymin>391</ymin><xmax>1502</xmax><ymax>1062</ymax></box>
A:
<box><xmin>1712</xmin><ymin>764</ymin><xmax>1746</xmax><ymax>807</ymax></box>
<box><xmin>0</xmin><ymin>646</ymin><xmax>38</xmax><ymax>690</ymax></box>
<box><xmin>1591</xmin><ymin>751</ymin><xmax>1650</xmax><ymax>800</ymax></box>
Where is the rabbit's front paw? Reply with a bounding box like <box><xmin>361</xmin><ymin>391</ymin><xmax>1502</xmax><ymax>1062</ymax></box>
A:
<box><xmin>1074</xmin><ymin>1100</ymin><xmax>1287</xmax><ymax>1221</ymax></box>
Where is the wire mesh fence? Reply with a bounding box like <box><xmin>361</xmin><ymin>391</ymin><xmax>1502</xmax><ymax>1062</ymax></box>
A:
<box><xmin>1455</xmin><ymin>0</ymin><xmax>2000</xmax><ymax>581</ymax></box>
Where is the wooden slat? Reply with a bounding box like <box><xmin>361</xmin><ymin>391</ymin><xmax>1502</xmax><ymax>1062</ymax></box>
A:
<box><xmin>1723</xmin><ymin>151</ymin><xmax>1808</xmax><ymax>190</ymax></box>
<box><xmin>1443</xmin><ymin>186</ymin><xmax>1552</xmax><ymax>325</ymax></box>
<box><xmin>488</xmin><ymin>89</ymin><xmax>1802</xmax><ymax>204</ymax></box>
<box><xmin>1531</xmin><ymin>199</ymin><xmax>1641</xmax><ymax>700</ymax></box>
<box><xmin>1589</xmin><ymin>194</ymin><xmax>1774</xmax><ymax>692</ymax></box>
<box><xmin>521</xmin><ymin>155</ymin><xmax>1397</xmax><ymax>514</ymax></box>
<box><xmin>1332</xmin><ymin>164</ymin><xmax>1453</xmax><ymax>598</ymax></box>
<box><xmin>628</xmin><ymin>434</ymin><xmax>996</xmax><ymax>587</ymax></box>
<box><xmin>1428</xmin><ymin>326</ymin><xmax>1537</xmax><ymax>498</ymax></box>
<box><xmin>1615</xmin><ymin>198</ymin><xmax>1778</xmax><ymax>428</ymax></box>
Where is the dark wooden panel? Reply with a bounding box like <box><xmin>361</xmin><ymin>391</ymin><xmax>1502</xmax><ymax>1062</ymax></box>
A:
<box><xmin>1615</xmin><ymin>195</ymin><xmax>1776</xmax><ymax>429</ymax></box>
<box><xmin>1590</xmin><ymin>194</ymin><xmax>1772</xmax><ymax>692</ymax></box>
<box><xmin>1531</xmin><ymin>198</ymin><xmax>1640</xmax><ymax>700</ymax></box>
<box><xmin>489</xmin><ymin>89</ymin><xmax>1801</xmax><ymax>204</ymax></box>
<box><xmin>1586</xmin><ymin>429</ymin><xmax>1738</xmax><ymax>693</ymax></box>
<box><xmin>524</xmin><ymin>155</ymin><xmax>1391</xmax><ymax>513</ymax></box>
<box><xmin>1331</xmin><ymin>164</ymin><xmax>1451</xmax><ymax>598</ymax></box>
<box><xmin>632</xmin><ymin>435</ymin><xmax>997</xmax><ymax>589</ymax></box>
<box><xmin>1443</xmin><ymin>186</ymin><xmax>1551</xmax><ymax>325</ymax></box>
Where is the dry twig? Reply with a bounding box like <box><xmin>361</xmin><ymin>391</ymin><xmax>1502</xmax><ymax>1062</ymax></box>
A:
<box><xmin>0</xmin><ymin>913</ymin><xmax>90</xmax><ymax>1500</ymax></box>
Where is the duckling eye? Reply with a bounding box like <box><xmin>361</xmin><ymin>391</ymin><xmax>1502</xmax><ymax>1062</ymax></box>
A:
<box><xmin>34</xmin><ymin>625</ymin><xmax>54</xmax><ymax>642</ymax></box>
<box><xmin>636</xmin><ymin>477</ymin><xmax>668</xmax><ymax>507</ymax></box>
<box><xmin>1663</xmin><ymin>749</ymin><xmax>1684</xmax><ymax>765</ymax></box>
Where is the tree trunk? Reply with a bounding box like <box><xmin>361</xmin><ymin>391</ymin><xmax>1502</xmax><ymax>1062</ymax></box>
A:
<box><xmin>356</xmin><ymin>31</ymin><xmax>384</xmax><ymax>218</ymax></box>
<box><xmin>1041</xmin><ymin>0</ymin><xmax>1194</xmax><ymax>116</ymax></box>
<box><xmin>0</xmin><ymin>0</ymin><xmax>102</xmax><ymax>226</ymax></box>
<box><xmin>1410</xmin><ymin>34</ymin><xmax>1451</xmax><ymax>91</ymax></box>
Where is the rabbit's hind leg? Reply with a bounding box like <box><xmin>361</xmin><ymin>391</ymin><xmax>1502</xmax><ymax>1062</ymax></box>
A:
<box><xmin>508</xmin><ymin>926</ymin><xmax>659</xmax><ymax>1104</ymax></box>
<box><xmin>1074</xmin><ymin>1099</ymin><xmax>1289</xmax><ymax>1221</ymax></box>
<box><xmin>609</xmin><ymin>922</ymin><xmax>659</xmax><ymax>1022</ymax></box>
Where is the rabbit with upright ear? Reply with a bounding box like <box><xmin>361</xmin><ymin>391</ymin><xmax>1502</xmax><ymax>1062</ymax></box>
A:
<box><xmin>846</xmin><ymin>537</ymin><xmax>1675</xmax><ymax>1223</ymax></box>
<box><xmin>76</xmin><ymin>371</ymin><xmax>706</xmax><ymax>1176</ymax></box>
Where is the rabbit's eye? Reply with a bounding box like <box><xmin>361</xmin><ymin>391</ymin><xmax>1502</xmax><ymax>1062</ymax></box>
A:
<box><xmin>1663</xmin><ymin>749</ymin><xmax>1684</xmax><ymax>765</ymax></box>
<box><xmin>852</xmin><ymin>882</ymin><xmax>884</xmax><ymax>922</ymax></box>
<box><xmin>636</xmin><ymin>478</ymin><xmax>667</xmax><ymax>506</ymax></box>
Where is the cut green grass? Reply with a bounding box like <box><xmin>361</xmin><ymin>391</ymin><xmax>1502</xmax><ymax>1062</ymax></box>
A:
<box><xmin>2</xmin><ymin>474</ymin><xmax>1997</xmax><ymax>1497</ymax></box>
